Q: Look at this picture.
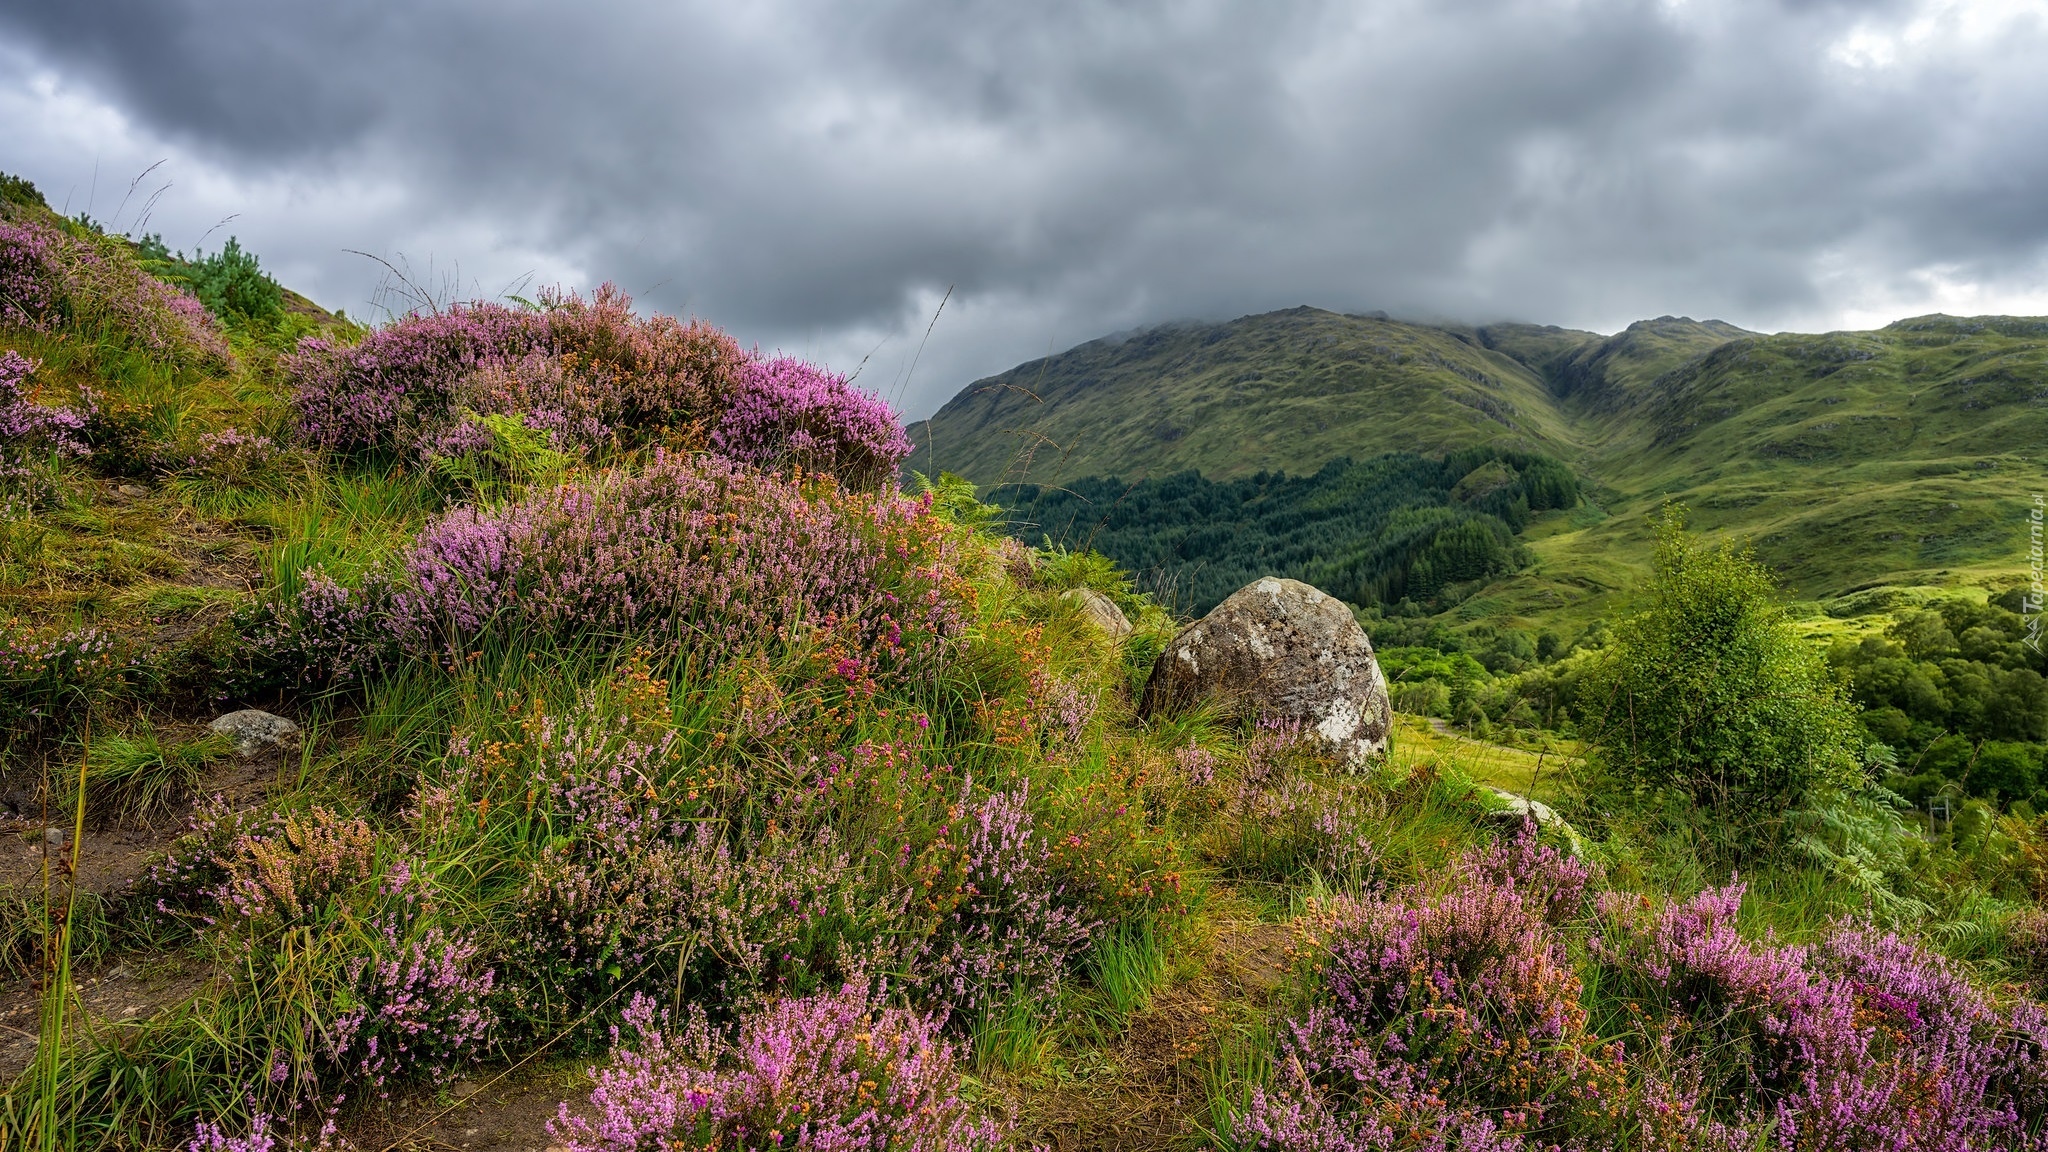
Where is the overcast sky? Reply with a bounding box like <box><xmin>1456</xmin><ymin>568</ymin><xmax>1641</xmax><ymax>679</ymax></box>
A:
<box><xmin>4</xmin><ymin>0</ymin><xmax>2047</xmax><ymax>418</ymax></box>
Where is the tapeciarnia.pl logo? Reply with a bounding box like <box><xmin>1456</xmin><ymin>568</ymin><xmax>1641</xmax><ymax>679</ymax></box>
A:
<box><xmin>2027</xmin><ymin>493</ymin><xmax>2044</xmax><ymax>654</ymax></box>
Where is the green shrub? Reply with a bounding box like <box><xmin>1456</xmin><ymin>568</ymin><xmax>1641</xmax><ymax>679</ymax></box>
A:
<box><xmin>1582</xmin><ymin>508</ymin><xmax>1861</xmax><ymax>846</ymax></box>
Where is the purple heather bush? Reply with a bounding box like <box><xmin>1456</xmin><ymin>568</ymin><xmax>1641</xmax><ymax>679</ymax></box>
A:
<box><xmin>1591</xmin><ymin>883</ymin><xmax>2048</xmax><ymax>1150</ymax></box>
<box><xmin>284</xmin><ymin>286</ymin><xmax>914</xmax><ymax>488</ymax></box>
<box><xmin>0</xmin><ymin>215</ymin><xmax>229</xmax><ymax>366</ymax></box>
<box><xmin>424</xmin><ymin>684</ymin><xmax>909</xmax><ymax>1014</ymax></box>
<box><xmin>923</xmin><ymin>782</ymin><xmax>1093</xmax><ymax>1024</ymax></box>
<box><xmin>328</xmin><ymin>919</ymin><xmax>497</xmax><ymax>1094</ymax></box>
<box><xmin>709</xmin><ymin>355</ymin><xmax>912</xmax><ymax>489</ymax></box>
<box><xmin>551</xmin><ymin>983</ymin><xmax>1011</xmax><ymax>1152</ymax></box>
<box><xmin>146</xmin><ymin>801</ymin><xmax>497</xmax><ymax>1099</ymax></box>
<box><xmin>1239</xmin><ymin>834</ymin><xmax>1600</xmax><ymax>1150</ymax></box>
<box><xmin>0</xmin><ymin>347</ymin><xmax>93</xmax><ymax>508</ymax></box>
<box><xmin>0</xmin><ymin>349</ymin><xmax>90</xmax><ymax>455</ymax></box>
<box><xmin>0</xmin><ymin>618</ymin><xmax>139</xmax><ymax>737</ymax></box>
<box><xmin>282</xmin><ymin>454</ymin><xmax>964</xmax><ymax>681</ymax></box>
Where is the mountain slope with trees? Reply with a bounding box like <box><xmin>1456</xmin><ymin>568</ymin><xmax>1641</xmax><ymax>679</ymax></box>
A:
<box><xmin>909</xmin><ymin>307</ymin><xmax>2048</xmax><ymax>614</ymax></box>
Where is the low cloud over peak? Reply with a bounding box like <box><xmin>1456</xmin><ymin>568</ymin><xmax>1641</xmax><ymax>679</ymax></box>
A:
<box><xmin>5</xmin><ymin>0</ymin><xmax>2046</xmax><ymax>417</ymax></box>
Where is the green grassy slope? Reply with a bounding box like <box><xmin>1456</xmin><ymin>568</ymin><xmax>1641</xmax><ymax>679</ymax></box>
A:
<box><xmin>1547</xmin><ymin>315</ymin><xmax>2048</xmax><ymax>612</ymax></box>
<box><xmin>911</xmin><ymin>308</ymin><xmax>2048</xmax><ymax>631</ymax></box>
<box><xmin>904</xmin><ymin>307</ymin><xmax>1589</xmax><ymax>485</ymax></box>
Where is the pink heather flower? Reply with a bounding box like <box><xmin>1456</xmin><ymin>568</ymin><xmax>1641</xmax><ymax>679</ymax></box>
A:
<box><xmin>0</xmin><ymin>216</ymin><xmax>228</xmax><ymax>366</ymax></box>
<box><xmin>711</xmin><ymin>355</ymin><xmax>912</xmax><ymax>490</ymax></box>
<box><xmin>283</xmin><ymin>454</ymin><xmax>966</xmax><ymax>683</ymax></box>
<box><xmin>551</xmin><ymin>984</ymin><xmax>1011</xmax><ymax>1152</ymax></box>
<box><xmin>285</xmin><ymin>284</ymin><xmax>742</xmax><ymax>461</ymax></box>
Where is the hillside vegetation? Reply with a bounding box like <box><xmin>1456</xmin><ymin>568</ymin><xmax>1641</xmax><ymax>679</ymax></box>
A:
<box><xmin>908</xmin><ymin>306</ymin><xmax>2048</xmax><ymax>612</ymax></box>
<box><xmin>9</xmin><ymin>172</ymin><xmax>2048</xmax><ymax>1151</ymax></box>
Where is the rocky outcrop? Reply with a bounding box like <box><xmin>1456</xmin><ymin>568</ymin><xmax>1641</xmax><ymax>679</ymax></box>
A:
<box><xmin>209</xmin><ymin>709</ymin><xmax>300</xmax><ymax>757</ymax></box>
<box><xmin>1141</xmin><ymin>577</ymin><xmax>1392</xmax><ymax>766</ymax></box>
<box><xmin>1063</xmin><ymin>588</ymin><xmax>1133</xmax><ymax>638</ymax></box>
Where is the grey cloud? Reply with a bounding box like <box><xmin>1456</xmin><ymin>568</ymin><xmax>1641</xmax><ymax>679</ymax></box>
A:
<box><xmin>2</xmin><ymin>0</ymin><xmax>2046</xmax><ymax>417</ymax></box>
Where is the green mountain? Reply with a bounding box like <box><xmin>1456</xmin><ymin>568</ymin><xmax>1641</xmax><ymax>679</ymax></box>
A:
<box><xmin>909</xmin><ymin>307</ymin><xmax>2048</xmax><ymax>625</ymax></box>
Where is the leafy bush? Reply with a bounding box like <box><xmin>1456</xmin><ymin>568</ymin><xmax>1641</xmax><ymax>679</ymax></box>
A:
<box><xmin>138</xmin><ymin>235</ymin><xmax>286</xmax><ymax>326</ymax></box>
<box><xmin>0</xmin><ymin>171</ymin><xmax>46</xmax><ymax>211</ymax></box>
<box><xmin>1581</xmin><ymin>509</ymin><xmax>1861</xmax><ymax>838</ymax></box>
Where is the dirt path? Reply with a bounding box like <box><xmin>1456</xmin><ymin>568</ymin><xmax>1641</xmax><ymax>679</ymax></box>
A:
<box><xmin>1013</xmin><ymin>909</ymin><xmax>1295</xmax><ymax>1152</ymax></box>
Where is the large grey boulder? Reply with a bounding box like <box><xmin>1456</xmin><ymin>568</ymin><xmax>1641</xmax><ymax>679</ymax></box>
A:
<box><xmin>1062</xmin><ymin>588</ymin><xmax>1133</xmax><ymax>639</ymax></box>
<box><xmin>1141</xmin><ymin>577</ymin><xmax>1392</xmax><ymax>766</ymax></box>
<box><xmin>209</xmin><ymin>709</ymin><xmax>300</xmax><ymax>757</ymax></box>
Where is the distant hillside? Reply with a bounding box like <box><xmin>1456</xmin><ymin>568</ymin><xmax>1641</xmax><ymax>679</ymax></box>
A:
<box><xmin>910</xmin><ymin>307</ymin><xmax>2048</xmax><ymax>622</ymax></box>
<box><xmin>905</xmin><ymin>307</ymin><xmax>1597</xmax><ymax>485</ymax></box>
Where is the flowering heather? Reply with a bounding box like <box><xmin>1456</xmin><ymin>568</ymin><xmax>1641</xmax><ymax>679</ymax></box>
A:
<box><xmin>289</xmin><ymin>455</ymin><xmax>965</xmax><ymax>680</ymax></box>
<box><xmin>328</xmin><ymin>922</ymin><xmax>497</xmax><ymax>1094</ymax></box>
<box><xmin>710</xmin><ymin>356</ymin><xmax>912</xmax><ymax>490</ymax></box>
<box><xmin>285</xmin><ymin>284</ymin><xmax>743</xmax><ymax>460</ymax></box>
<box><xmin>1</xmin><ymin>347</ymin><xmax>93</xmax><ymax>506</ymax></box>
<box><xmin>467</xmin><ymin>683</ymin><xmax>910</xmax><ymax>1011</ymax></box>
<box><xmin>186</xmin><ymin>1113</ymin><xmax>282</xmax><ymax>1152</ymax></box>
<box><xmin>1173</xmin><ymin>741</ymin><xmax>1218</xmax><ymax>787</ymax></box>
<box><xmin>1591</xmin><ymin>884</ymin><xmax>2048</xmax><ymax>1149</ymax></box>
<box><xmin>1240</xmin><ymin>866</ymin><xmax>1595</xmax><ymax>1149</ymax></box>
<box><xmin>923</xmin><ymin>783</ymin><xmax>1093</xmax><ymax>1023</ymax></box>
<box><xmin>0</xmin><ymin>215</ymin><xmax>228</xmax><ymax>365</ymax></box>
<box><xmin>0</xmin><ymin>349</ymin><xmax>89</xmax><ymax>456</ymax></box>
<box><xmin>207</xmin><ymin>806</ymin><xmax>379</xmax><ymax>926</ymax></box>
<box><xmin>176</xmin><ymin>426</ymin><xmax>279</xmax><ymax>485</ymax></box>
<box><xmin>551</xmin><ymin>984</ymin><xmax>1011</xmax><ymax>1152</ymax></box>
<box><xmin>0</xmin><ymin>618</ymin><xmax>138</xmax><ymax>738</ymax></box>
<box><xmin>1462</xmin><ymin>820</ymin><xmax>1593</xmax><ymax>927</ymax></box>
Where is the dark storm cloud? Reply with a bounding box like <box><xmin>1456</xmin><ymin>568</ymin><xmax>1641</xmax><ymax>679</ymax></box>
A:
<box><xmin>3</xmin><ymin>0</ymin><xmax>2046</xmax><ymax>416</ymax></box>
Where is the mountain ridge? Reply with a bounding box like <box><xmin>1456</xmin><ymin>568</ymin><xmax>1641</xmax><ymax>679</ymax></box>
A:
<box><xmin>907</xmin><ymin>306</ymin><xmax>2048</xmax><ymax>622</ymax></box>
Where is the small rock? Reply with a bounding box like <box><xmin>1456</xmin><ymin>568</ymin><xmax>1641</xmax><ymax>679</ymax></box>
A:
<box><xmin>42</xmin><ymin>825</ymin><xmax>65</xmax><ymax>851</ymax></box>
<box><xmin>1486</xmin><ymin>789</ymin><xmax>1585</xmax><ymax>857</ymax></box>
<box><xmin>1062</xmin><ymin>588</ymin><xmax>1133</xmax><ymax>638</ymax></box>
<box><xmin>209</xmin><ymin>709</ymin><xmax>301</xmax><ymax>756</ymax></box>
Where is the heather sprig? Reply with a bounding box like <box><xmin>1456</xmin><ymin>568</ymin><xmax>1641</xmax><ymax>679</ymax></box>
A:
<box><xmin>711</xmin><ymin>355</ymin><xmax>912</xmax><ymax>490</ymax></box>
<box><xmin>550</xmin><ymin>983</ymin><xmax>1012</xmax><ymax>1152</ymax></box>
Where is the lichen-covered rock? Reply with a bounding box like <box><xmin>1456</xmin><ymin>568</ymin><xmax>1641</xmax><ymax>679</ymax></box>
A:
<box><xmin>1141</xmin><ymin>576</ymin><xmax>1391</xmax><ymax>766</ymax></box>
<box><xmin>209</xmin><ymin>709</ymin><xmax>300</xmax><ymax>756</ymax></box>
<box><xmin>1062</xmin><ymin>588</ymin><xmax>1133</xmax><ymax>638</ymax></box>
<box><xmin>1486</xmin><ymin>789</ymin><xmax>1586</xmax><ymax>857</ymax></box>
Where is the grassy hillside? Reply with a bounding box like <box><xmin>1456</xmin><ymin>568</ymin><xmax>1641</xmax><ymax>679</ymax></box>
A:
<box><xmin>905</xmin><ymin>307</ymin><xmax>1589</xmax><ymax>485</ymax></box>
<box><xmin>911</xmin><ymin>308</ymin><xmax>2048</xmax><ymax>625</ymax></box>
